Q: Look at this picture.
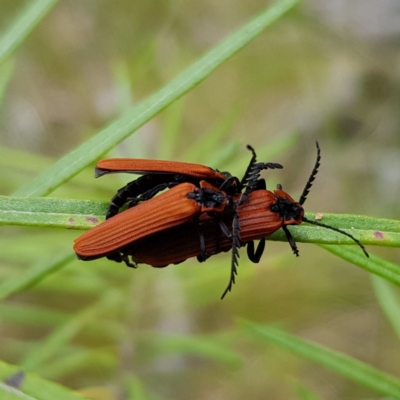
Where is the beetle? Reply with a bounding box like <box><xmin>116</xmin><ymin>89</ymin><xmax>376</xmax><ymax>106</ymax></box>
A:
<box><xmin>76</xmin><ymin>147</ymin><xmax>282</xmax><ymax>267</ymax></box>
<box><xmin>94</xmin><ymin>148</ymin><xmax>282</xmax><ymax>219</ymax></box>
<box><xmin>74</xmin><ymin>142</ymin><xmax>369</xmax><ymax>299</ymax></box>
<box><xmin>74</xmin><ymin>147</ymin><xmax>283</xmax><ymax>272</ymax></box>
<box><xmin>122</xmin><ymin>142</ymin><xmax>369</xmax><ymax>298</ymax></box>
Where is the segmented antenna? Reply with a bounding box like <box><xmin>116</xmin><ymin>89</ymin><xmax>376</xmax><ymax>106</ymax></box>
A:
<box><xmin>240</xmin><ymin>145</ymin><xmax>258</xmax><ymax>188</ymax></box>
<box><xmin>221</xmin><ymin>211</ymin><xmax>241</xmax><ymax>299</ymax></box>
<box><xmin>240</xmin><ymin>145</ymin><xmax>283</xmax><ymax>194</ymax></box>
<box><xmin>299</xmin><ymin>141</ymin><xmax>321</xmax><ymax>205</ymax></box>
<box><xmin>239</xmin><ymin>150</ymin><xmax>283</xmax><ymax>207</ymax></box>
<box><xmin>302</xmin><ymin>217</ymin><xmax>369</xmax><ymax>257</ymax></box>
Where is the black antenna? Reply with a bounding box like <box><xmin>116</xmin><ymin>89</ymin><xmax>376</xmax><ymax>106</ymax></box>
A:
<box><xmin>299</xmin><ymin>141</ymin><xmax>321</xmax><ymax>205</ymax></box>
<box><xmin>221</xmin><ymin>211</ymin><xmax>241</xmax><ymax>299</ymax></box>
<box><xmin>239</xmin><ymin>145</ymin><xmax>283</xmax><ymax>206</ymax></box>
<box><xmin>302</xmin><ymin>217</ymin><xmax>369</xmax><ymax>257</ymax></box>
<box><xmin>240</xmin><ymin>145</ymin><xmax>258</xmax><ymax>188</ymax></box>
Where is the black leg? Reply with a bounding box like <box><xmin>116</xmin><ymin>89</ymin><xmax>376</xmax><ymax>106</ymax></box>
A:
<box><xmin>247</xmin><ymin>238</ymin><xmax>265</xmax><ymax>263</ymax></box>
<box><xmin>195</xmin><ymin>220</ymin><xmax>208</xmax><ymax>262</ymax></box>
<box><xmin>217</xmin><ymin>220</ymin><xmax>232</xmax><ymax>239</ymax></box>
<box><xmin>282</xmin><ymin>226</ymin><xmax>299</xmax><ymax>257</ymax></box>
<box><xmin>106</xmin><ymin>251</ymin><xmax>138</xmax><ymax>268</ymax></box>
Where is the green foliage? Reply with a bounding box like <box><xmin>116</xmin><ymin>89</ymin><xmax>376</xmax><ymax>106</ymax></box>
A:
<box><xmin>13</xmin><ymin>0</ymin><xmax>301</xmax><ymax>198</ymax></box>
<box><xmin>0</xmin><ymin>361</ymin><xmax>88</xmax><ymax>400</ymax></box>
<box><xmin>0</xmin><ymin>0</ymin><xmax>58</xmax><ymax>65</ymax></box>
<box><xmin>1</xmin><ymin>0</ymin><xmax>400</xmax><ymax>399</ymax></box>
<box><xmin>240</xmin><ymin>320</ymin><xmax>400</xmax><ymax>399</ymax></box>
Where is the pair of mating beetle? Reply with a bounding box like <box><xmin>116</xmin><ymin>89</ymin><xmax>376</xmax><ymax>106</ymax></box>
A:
<box><xmin>73</xmin><ymin>142</ymin><xmax>369</xmax><ymax>299</ymax></box>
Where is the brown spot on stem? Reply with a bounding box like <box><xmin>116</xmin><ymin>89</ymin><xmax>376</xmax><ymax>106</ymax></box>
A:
<box><xmin>86</xmin><ymin>217</ymin><xmax>99</xmax><ymax>224</ymax></box>
<box><xmin>374</xmin><ymin>231</ymin><xmax>384</xmax><ymax>239</ymax></box>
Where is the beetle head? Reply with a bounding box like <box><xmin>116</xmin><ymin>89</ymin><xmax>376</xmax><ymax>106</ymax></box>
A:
<box><xmin>271</xmin><ymin>185</ymin><xmax>304</xmax><ymax>225</ymax></box>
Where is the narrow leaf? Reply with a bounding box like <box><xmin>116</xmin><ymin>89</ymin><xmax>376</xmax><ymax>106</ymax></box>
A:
<box><xmin>240</xmin><ymin>321</ymin><xmax>400</xmax><ymax>399</ymax></box>
<box><xmin>0</xmin><ymin>0</ymin><xmax>58</xmax><ymax>64</ymax></box>
<box><xmin>13</xmin><ymin>0</ymin><xmax>302</xmax><ymax>198</ymax></box>
<box><xmin>152</xmin><ymin>334</ymin><xmax>242</xmax><ymax>367</ymax></box>
<box><xmin>296</xmin><ymin>382</ymin><xmax>323</xmax><ymax>400</ymax></box>
<box><xmin>322</xmin><ymin>245</ymin><xmax>400</xmax><ymax>287</ymax></box>
<box><xmin>1</xmin><ymin>194</ymin><xmax>398</xmax><ymax>248</ymax></box>
<box><xmin>0</xmin><ymin>360</ymin><xmax>88</xmax><ymax>400</ymax></box>
<box><xmin>0</xmin><ymin>195</ymin><xmax>106</xmax><ymax>229</ymax></box>
<box><xmin>0</xmin><ymin>251</ymin><xmax>75</xmax><ymax>301</ymax></box>
<box><xmin>371</xmin><ymin>275</ymin><xmax>400</xmax><ymax>339</ymax></box>
<box><xmin>21</xmin><ymin>290</ymin><xmax>122</xmax><ymax>371</ymax></box>
<box><xmin>0</xmin><ymin>58</ymin><xmax>14</xmax><ymax>107</ymax></box>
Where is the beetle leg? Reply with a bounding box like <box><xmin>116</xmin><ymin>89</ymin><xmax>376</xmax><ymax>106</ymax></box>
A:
<box><xmin>282</xmin><ymin>226</ymin><xmax>299</xmax><ymax>257</ymax></box>
<box><xmin>195</xmin><ymin>219</ymin><xmax>209</xmax><ymax>262</ymax></box>
<box><xmin>197</xmin><ymin>217</ymin><xmax>232</xmax><ymax>262</ymax></box>
<box><xmin>217</xmin><ymin>220</ymin><xmax>232</xmax><ymax>239</ymax></box>
<box><xmin>246</xmin><ymin>238</ymin><xmax>266</xmax><ymax>263</ymax></box>
<box><xmin>247</xmin><ymin>241</ymin><xmax>255</xmax><ymax>260</ymax></box>
<box><xmin>106</xmin><ymin>251</ymin><xmax>138</xmax><ymax>268</ymax></box>
<box><xmin>122</xmin><ymin>253</ymin><xmax>138</xmax><ymax>268</ymax></box>
<box><xmin>221</xmin><ymin>211</ymin><xmax>241</xmax><ymax>299</ymax></box>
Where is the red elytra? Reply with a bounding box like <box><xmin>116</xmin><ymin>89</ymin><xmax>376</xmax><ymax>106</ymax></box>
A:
<box><xmin>74</xmin><ymin>181</ymin><xmax>230</xmax><ymax>260</ymax></box>
<box><xmin>93</xmin><ymin>148</ymin><xmax>282</xmax><ymax>220</ymax></box>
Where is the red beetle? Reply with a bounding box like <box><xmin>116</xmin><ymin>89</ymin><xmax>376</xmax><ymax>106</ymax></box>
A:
<box><xmin>74</xmin><ymin>142</ymin><xmax>368</xmax><ymax>298</ymax></box>
<box><xmin>74</xmin><ymin>147</ymin><xmax>283</xmax><ymax>294</ymax></box>
<box><xmin>115</xmin><ymin>142</ymin><xmax>369</xmax><ymax>298</ymax></box>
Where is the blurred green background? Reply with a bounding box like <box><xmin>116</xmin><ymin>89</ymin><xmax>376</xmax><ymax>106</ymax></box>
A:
<box><xmin>0</xmin><ymin>1</ymin><xmax>400</xmax><ymax>399</ymax></box>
